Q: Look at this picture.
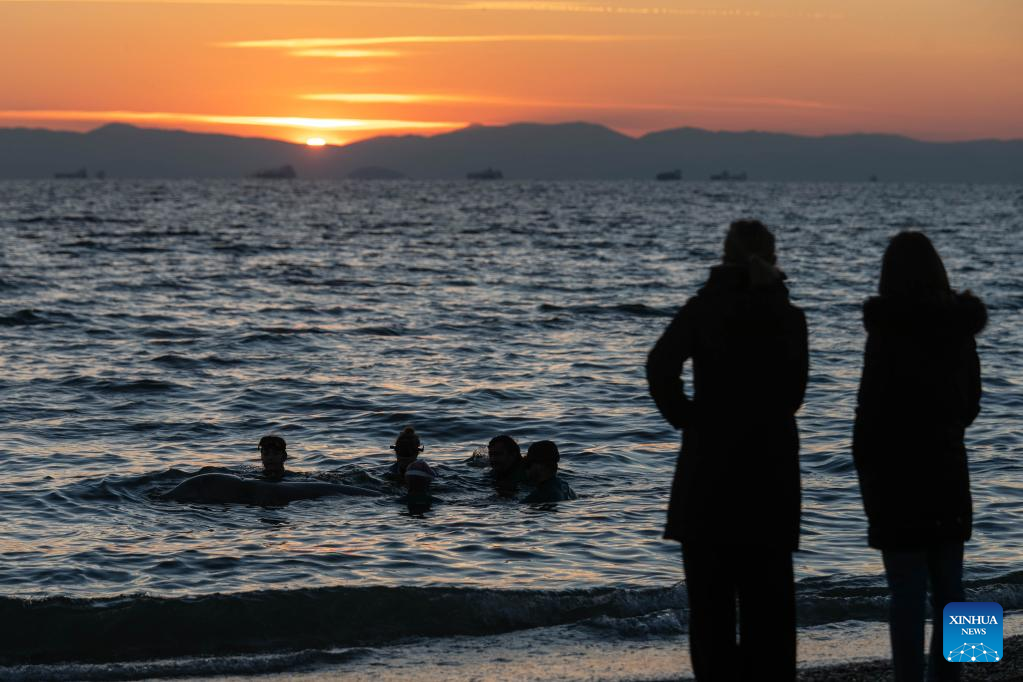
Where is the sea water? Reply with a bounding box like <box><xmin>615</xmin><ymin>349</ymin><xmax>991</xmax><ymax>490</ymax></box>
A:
<box><xmin>0</xmin><ymin>180</ymin><xmax>1020</xmax><ymax>679</ymax></box>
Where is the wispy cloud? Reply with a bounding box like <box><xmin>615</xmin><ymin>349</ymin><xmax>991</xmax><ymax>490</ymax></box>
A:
<box><xmin>224</xmin><ymin>34</ymin><xmax>644</xmax><ymax>50</ymax></box>
<box><xmin>288</xmin><ymin>49</ymin><xmax>403</xmax><ymax>58</ymax></box>
<box><xmin>301</xmin><ymin>92</ymin><xmax>676</xmax><ymax>109</ymax></box>
<box><xmin>300</xmin><ymin>92</ymin><xmax>854</xmax><ymax>113</ymax></box>
<box><xmin>0</xmin><ymin>109</ymin><xmax>466</xmax><ymax>131</ymax></box>
<box><xmin>304</xmin><ymin>93</ymin><xmax>451</xmax><ymax>103</ymax></box>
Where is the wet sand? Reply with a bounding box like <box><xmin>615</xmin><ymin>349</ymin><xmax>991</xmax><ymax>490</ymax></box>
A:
<box><xmin>792</xmin><ymin>634</ymin><xmax>1021</xmax><ymax>682</ymax></box>
<box><xmin>164</xmin><ymin>634</ymin><xmax>1021</xmax><ymax>682</ymax></box>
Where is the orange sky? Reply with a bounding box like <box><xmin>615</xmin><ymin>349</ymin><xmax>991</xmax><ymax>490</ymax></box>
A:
<box><xmin>1</xmin><ymin>0</ymin><xmax>1021</xmax><ymax>145</ymax></box>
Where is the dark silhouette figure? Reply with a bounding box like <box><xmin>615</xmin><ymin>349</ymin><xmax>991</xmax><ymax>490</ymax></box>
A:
<box><xmin>853</xmin><ymin>231</ymin><xmax>986</xmax><ymax>682</ymax></box>
<box><xmin>646</xmin><ymin>219</ymin><xmax>808</xmax><ymax>681</ymax></box>
<box><xmin>488</xmin><ymin>434</ymin><xmax>527</xmax><ymax>493</ymax></box>
<box><xmin>164</xmin><ymin>434</ymin><xmax>379</xmax><ymax>504</ymax></box>
<box><xmin>399</xmin><ymin>459</ymin><xmax>441</xmax><ymax>514</ymax></box>
<box><xmin>164</xmin><ymin>473</ymin><xmax>378</xmax><ymax>505</ymax></box>
<box><xmin>522</xmin><ymin>440</ymin><xmax>576</xmax><ymax>503</ymax></box>
<box><xmin>258</xmin><ymin>435</ymin><xmax>288</xmax><ymax>480</ymax></box>
<box><xmin>387</xmin><ymin>425</ymin><xmax>424</xmax><ymax>479</ymax></box>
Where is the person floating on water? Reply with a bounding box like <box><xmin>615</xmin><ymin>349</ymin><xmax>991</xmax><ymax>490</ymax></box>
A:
<box><xmin>399</xmin><ymin>459</ymin><xmax>441</xmax><ymax>513</ymax></box>
<box><xmin>387</xmin><ymin>426</ymin><xmax>423</xmax><ymax>480</ymax></box>
<box><xmin>487</xmin><ymin>434</ymin><xmax>527</xmax><ymax>493</ymax></box>
<box><xmin>646</xmin><ymin>219</ymin><xmax>808</xmax><ymax>682</ymax></box>
<box><xmin>257</xmin><ymin>434</ymin><xmax>288</xmax><ymax>480</ymax></box>
<box><xmin>522</xmin><ymin>440</ymin><xmax>577</xmax><ymax>503</ymax></box>
<box><xmin>164</xmin><ymin>435</ymin><xmax>380</xmax><ymax>505</ymax></box>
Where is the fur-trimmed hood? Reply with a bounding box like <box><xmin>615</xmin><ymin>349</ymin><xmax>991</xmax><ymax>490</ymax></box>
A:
<box><xmin>863</xmin><ymin>291</ymin><xmax>987</xmax><ymax>336</ymax></box>
<box><xmin>700</xmin><ymin>263</ymin><xmax>788</xmax><ymax>296</ymax></box>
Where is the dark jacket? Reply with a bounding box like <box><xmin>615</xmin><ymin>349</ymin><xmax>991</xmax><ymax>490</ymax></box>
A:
<box><xmin>646</xmin><ymin>265</ymin><xmax>809</xmax><ymax>549</ymax></box>
<box><xmin>853</xmin><ymin>292</ymin><xmax>985</xmax><ymax>549</ymax></box>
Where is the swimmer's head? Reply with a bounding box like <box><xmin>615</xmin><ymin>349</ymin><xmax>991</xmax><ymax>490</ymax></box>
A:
<box><xmin>524</xmin><ymin>440</ymin><xmax>559</xmax><ymax>485</ymax></box>
<box><xmin>404</xmin><ymin>459</ymin><xmax>435</xmax><ymax>493</ymax></box>
<box><xmin>487</xmin><ymin>434</ymin><xmax>521</xmax><ymax>477</ymax></box>
<box><xmin>258</xmin><ymin>435</ymin><xmax>288</xmax><ymax>478</ymax></box>
<box><xmin>391</xmin><ymin>426</ymin><xmax>423</xmax><ymax>472</ymax></box>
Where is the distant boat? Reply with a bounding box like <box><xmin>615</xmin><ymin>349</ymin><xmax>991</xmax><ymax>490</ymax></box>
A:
<box><xmin>709</xmin><ymin>170</ymin><xmax>747</xmax><ymax>181</ymax></box>
<box><xmin>467</xmin><ymin>168</ymin><xmax>503</xmax><ymax>180</ymax></box>
<box><xmin>656</xmin><ymin>169</ymin><xmax>682</xmax><ymax>181</ymax></box>
<box><xmin>869</xmin><ymin>174</ymin><xmax>879</xmax><ymax>183</ymax></box>
<box><xmin>251</xmin><ymin>164</ymin><xmax>296</xmax><ymax>179</ymax></box>
<box><xmin>54</xmin><ymin>168</ymin><xmax>87</xmax><ymax>179</ymax></box>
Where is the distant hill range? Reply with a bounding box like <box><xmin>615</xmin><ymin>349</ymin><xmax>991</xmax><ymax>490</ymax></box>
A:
<box><xmin>1</xmin><ymin>122</ymin><xmax>1021</xmax><ymax>182</ymax></box>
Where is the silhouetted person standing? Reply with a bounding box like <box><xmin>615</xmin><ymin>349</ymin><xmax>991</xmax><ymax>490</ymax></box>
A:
<box><xmin>853</xmin><ymin>231</ymin><xmax>985</xmax><ymax>682</ymax></box>
<box><xmin>646</xmin><ymin>219</ymin><xmax>808</xmax><ymax>681</ymax></box>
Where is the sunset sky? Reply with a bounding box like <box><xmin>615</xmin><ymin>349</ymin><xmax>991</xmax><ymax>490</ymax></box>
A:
<box><xmin>1</xmin><ymin>0</ymin><xmax>1021</xmax><ymax>145</ymax></box>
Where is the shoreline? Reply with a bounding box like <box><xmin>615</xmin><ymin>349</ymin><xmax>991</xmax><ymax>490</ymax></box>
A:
<box><xmin>791</xmin><ymin>635</ymin><xmax>1021</xmax><ymax>682</ymax></box>
<box><xmin>5</xmin><ymin>634</ymin><xmax>1019</xmax><ymax>681</ymax></box>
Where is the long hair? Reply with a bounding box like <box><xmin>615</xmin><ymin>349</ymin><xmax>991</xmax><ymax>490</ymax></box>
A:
<box><xmin>724</xmin><ymin>219</ymin><xmax>782</xmax><ymax>287</ymax></box>
<box><xmin>724</xmin><ymin>219</ymin><xmax>776</xmax><ymax>266</ymax></box>
<box><xmin>879</xmin><ymin>231</ymin><xmax>951</xmax><ymax>299</ymax></box>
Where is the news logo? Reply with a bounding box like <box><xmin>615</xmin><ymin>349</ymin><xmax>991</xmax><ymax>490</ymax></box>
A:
<box><xmin>943</xmin><ymin>602</ymin><xmax>1002</xmax><ymax>663</ymax></box>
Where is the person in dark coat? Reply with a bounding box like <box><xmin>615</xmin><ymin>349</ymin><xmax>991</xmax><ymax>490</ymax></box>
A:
<box><xmin>646</xmin><ymin>219</ymin><xmax>808</xmax><ymax>681</ymax></box>
<box><xmin>853</xmin><ymin>231</ymin><xmax>985</xmax><ymax>682</ymax></box>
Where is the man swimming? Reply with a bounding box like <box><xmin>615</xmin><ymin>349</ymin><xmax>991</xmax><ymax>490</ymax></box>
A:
<box><xmin>258</xmin><ymin>435</ymin><xmax>288</xmax><ymax>480</ymax></box>
<box><xmin>522</xmin><ymin>440</ymin><xmax>577</xmax><ymax>503</ymax></box>
<box><xmin>387</xmin><ymin>426</ymin><xmax>423</xmax><ymax>479</ymax></box>
<box><xmin>163</xmin><ymin>435</ymin><xmax>380</xmax><ymax>505</ymax></box>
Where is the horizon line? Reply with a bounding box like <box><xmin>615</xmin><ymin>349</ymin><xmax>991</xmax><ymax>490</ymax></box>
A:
<box><xmin>2</xmin><ymin>120</ymin><xmax>1022</xmax><ymax>146</ymax></box>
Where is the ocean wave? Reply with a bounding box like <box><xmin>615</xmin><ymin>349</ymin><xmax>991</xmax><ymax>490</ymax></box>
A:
<box><xmin>0</xmin><ymin>648</ymin><xmax>368</xmax><ymax>682</ymax></box>
<box><xmin>537</xmin><ymin>303</ymin><xmax>675</xmax><ymax>318</ymax></box>
<box><xmin>0</xmin><ymin>310</ymin><xmax>47</xmax><ymax>326</ymax></box>
<box><xmin>795</xmin><ymin>571</ymin><xmax>1023</xmax><ymax>626</ymax></box>
<box><xmin>0</xmin><ymin>310</ymin><xmax>76</xmax><ymax>327</ymax></box>
<box><xmin>6</xmin><ymin>570</ymin><xmax>1018</xmax><ymax>666</ymax></box>
<box><xmin>56</xmin><ymin>377</ymin><xmax>184</xmax><ymax>394</ymax></box>
<box><xmin>347</xmin><ymin>325</ymin><xmax>406</xmax><ymax>336</ymax></box>
<box><xmin>0</xmin><ymin>584</ymin><xmax>685</xmax><ymax>665</ymax></box>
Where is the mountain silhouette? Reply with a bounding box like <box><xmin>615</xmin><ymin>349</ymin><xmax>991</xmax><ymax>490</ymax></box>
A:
<box><xmin>1</xmin><ymin>122</ymin><xmax>1021</xmax><ymax>181</ymax></box>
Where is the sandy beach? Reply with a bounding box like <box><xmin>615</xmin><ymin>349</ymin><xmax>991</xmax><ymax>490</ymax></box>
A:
<box><xmin>792</xmin><ymin>635</ymin><xmax>1021</xmax><ymax>682</ymax></box>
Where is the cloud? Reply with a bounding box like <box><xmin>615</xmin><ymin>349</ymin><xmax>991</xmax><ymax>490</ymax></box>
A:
<box><xmin>299</xmin><ymin>92</ymin><xmax>855</xmax><ymax>113</ymax></box>
<box><xmin>224</xmin><ymin>34</ymin><xmax>645</xmax><ymax>50</ymax></box>
<box><xmin>0</xmin><ymin>109</ymin><xmax>466</xmax><ymax>131</ymax></box>
<box><xmin>301</xmin><ymin>92</ymin><xmax>677</xmax><ymax>109</ymax></box>
<box><xmin>288</xmin><ymin>49</ymin><xmax>403</xmax><ymax>58</ymax></box>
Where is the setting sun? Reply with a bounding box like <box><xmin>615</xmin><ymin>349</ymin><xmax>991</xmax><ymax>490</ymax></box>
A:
<box><xmin>306</xmin><ymin>137</ymin><xmax>327</xmax><ymax>147</ymax></box>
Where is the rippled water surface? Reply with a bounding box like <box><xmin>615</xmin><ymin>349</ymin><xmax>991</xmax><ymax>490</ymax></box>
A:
<box><xmin>1</xmin><ymin>180</ymin><xmax>1020</xmax><ymax>671</ymax></box>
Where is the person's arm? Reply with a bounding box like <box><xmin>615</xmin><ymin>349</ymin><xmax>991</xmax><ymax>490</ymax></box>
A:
<box><xmin>963</xmin><ymin>337</ymin><xmax>982</xmax><ymax>427</ymax></box>
<box><xmin>788</xmin><ymin>308</ymin><xmax>809</xmax><ymax>416</ymax></box>
<box><xmin>645</xmin><ymin>301</ymin><xmax>697</xmax><ymax>429</ymax></box>
<box><xmin>852</xmin><ymin>331</ymin><xmax>883</xmax><ymax>483</ymax></box>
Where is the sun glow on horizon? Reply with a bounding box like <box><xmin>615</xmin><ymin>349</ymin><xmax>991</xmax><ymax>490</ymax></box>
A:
<box><xmin>1</xmin><ymin>1</ymin><xmax>1020</xmax><ymax>142</ymax></box>
<box><xmin>305</xmin><ymin>137</ymin><xmax>327</xmax><ymax>146</ymax></box>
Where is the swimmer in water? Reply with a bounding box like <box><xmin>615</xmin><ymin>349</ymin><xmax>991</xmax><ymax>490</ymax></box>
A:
<box><xmin>522</xmin><ymin>440</ymin><xmax>577</xmax><ymax>503</ymax></box>
<box><xmin>487</xmin><ymin>434</ymin><xmax>526</xmax><ymax>493</ymax></box>
<box><xmin>258</xmin><ymin>435</ymin><xmax>288</xmax><ymax>480</ymax></box>
<box><xmin>387</xmin><ymin>426</ymin><xmax>423</xmax><ymax>480</ymax></box>
<box><xmin>163</xmin><ymin>435</ymin><xmax>381</xmax><ymax>505</ymax></box>
<box><xmin>398</xmin><ymin>459</ymin><xmax>440</xmax><ymax>512</ymax></box>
